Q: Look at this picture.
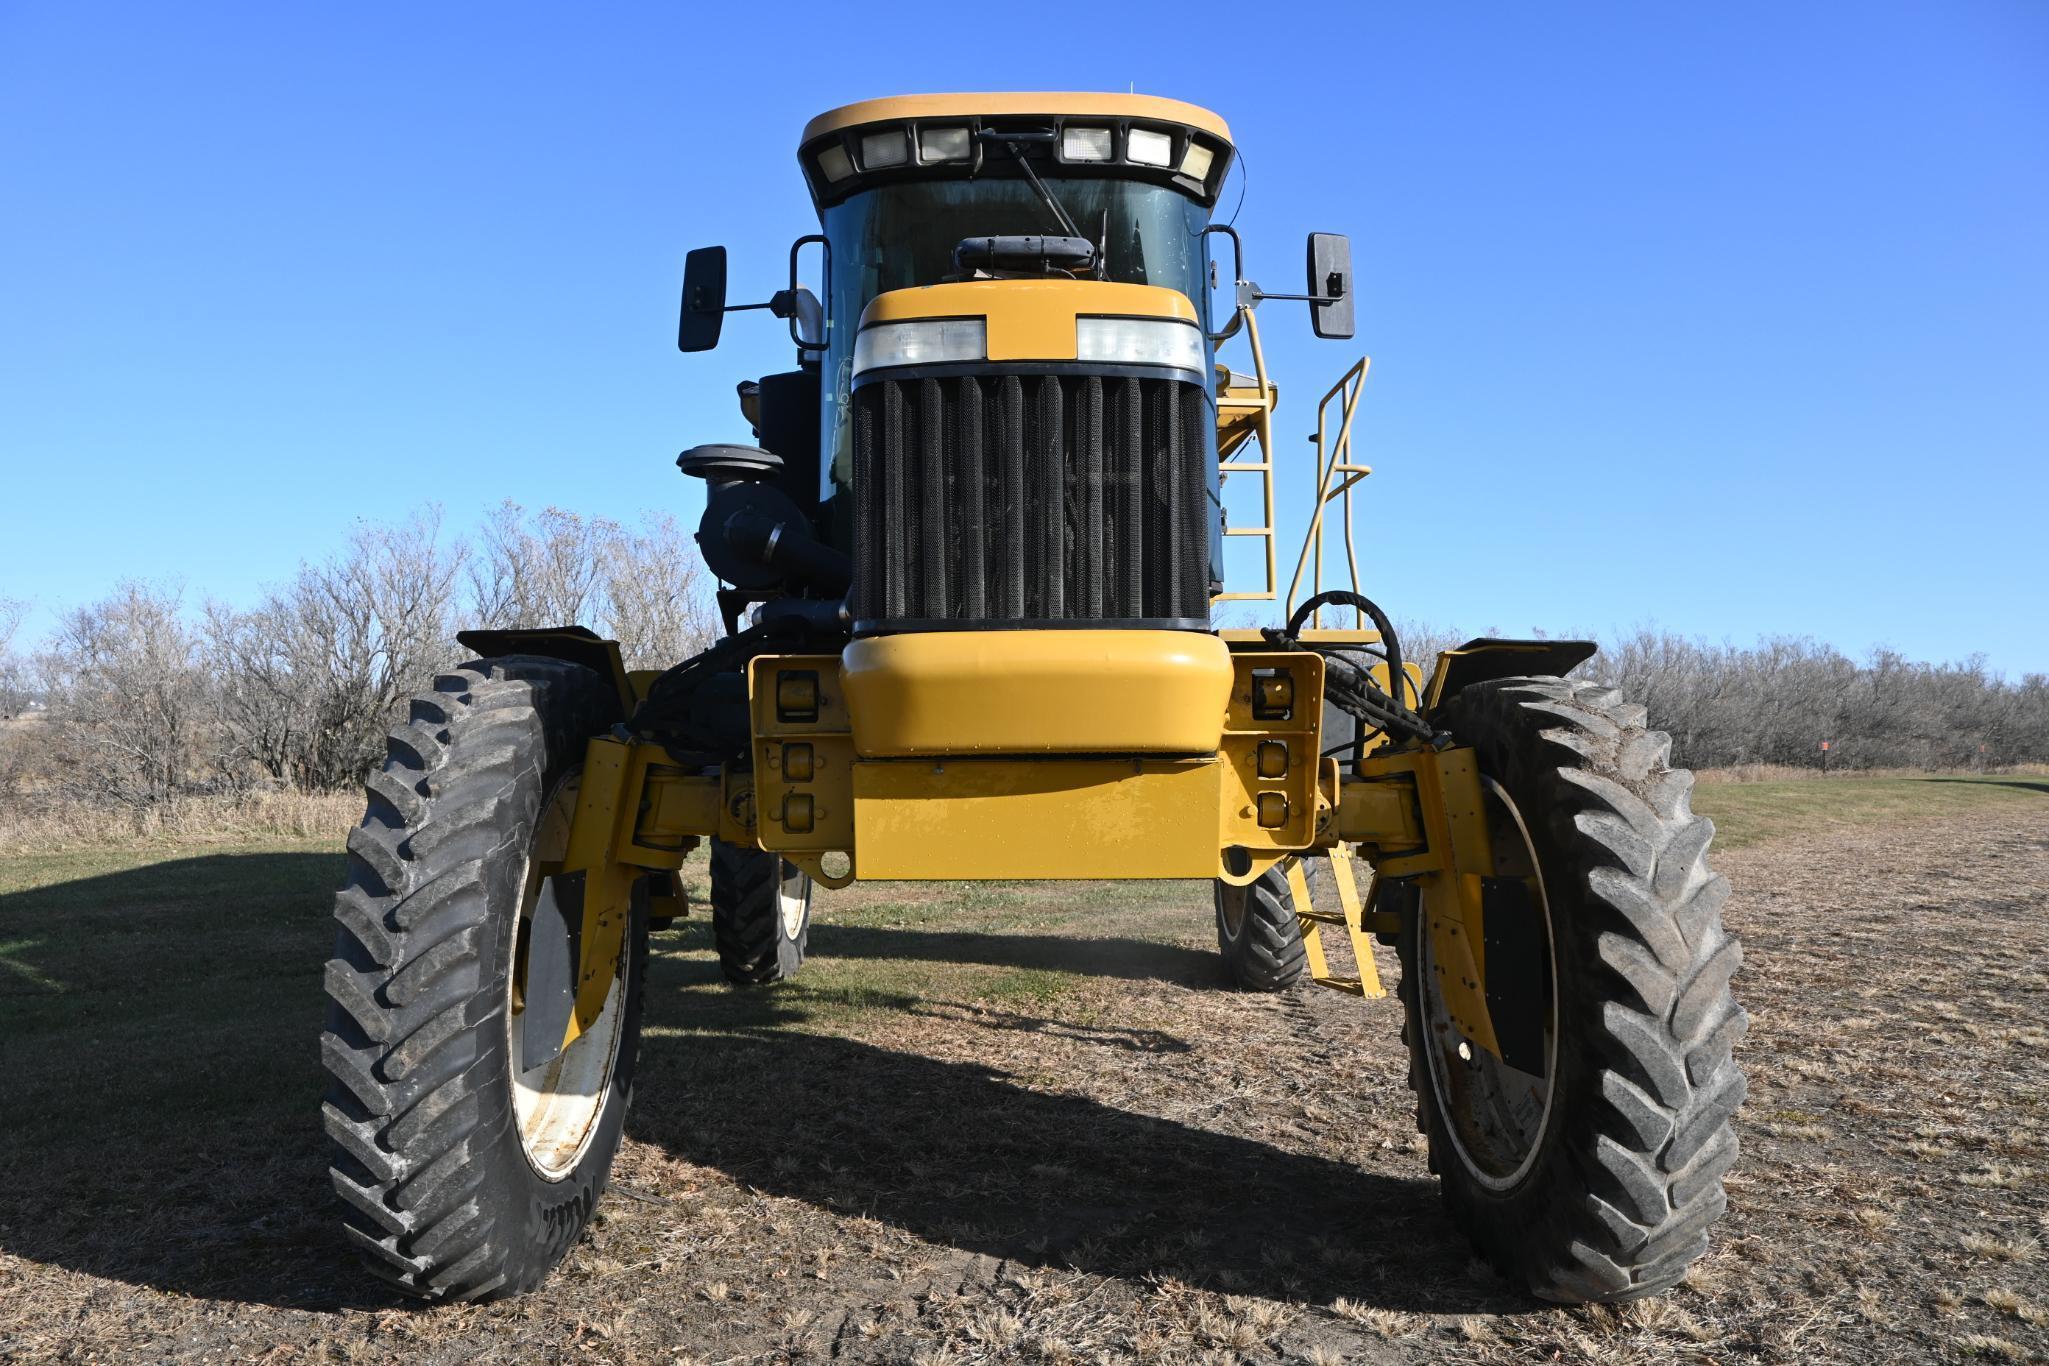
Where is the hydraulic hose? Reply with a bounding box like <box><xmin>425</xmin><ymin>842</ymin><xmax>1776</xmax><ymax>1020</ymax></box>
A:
<box><xmin>1267</xmin><ymin>590</ymin><xmax>1435</xmax><ymax>745</ymax></box>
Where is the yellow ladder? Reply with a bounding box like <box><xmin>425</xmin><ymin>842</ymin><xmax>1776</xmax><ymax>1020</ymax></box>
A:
<box><xmin>1283</xmin><ymin>847</ymin><xmax>1393</xmax><ymax>998</ymax></box>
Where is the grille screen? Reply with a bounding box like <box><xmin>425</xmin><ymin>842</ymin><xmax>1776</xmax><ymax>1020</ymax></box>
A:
<box><xmin>852</xmin><ymin>371</ymin><xmax>1210</xmax><ymax>627</ymax></box>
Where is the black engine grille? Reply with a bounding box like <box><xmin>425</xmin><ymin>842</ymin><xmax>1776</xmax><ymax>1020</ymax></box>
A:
<box><xmin>851</xmin><ymin>371</ymin><xmax>1211</xmax><ymax>628</ymax></box>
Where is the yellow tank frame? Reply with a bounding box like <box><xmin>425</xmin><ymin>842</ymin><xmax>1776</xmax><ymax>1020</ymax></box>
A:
<box><xmin>542</xmin><ymin>634</ymin><xmax>1507</xmax><ymax>1066</ymax></box>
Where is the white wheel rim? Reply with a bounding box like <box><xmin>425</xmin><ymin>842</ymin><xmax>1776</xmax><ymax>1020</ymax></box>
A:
<box><xmin>778</xmin><ymin>864</ymin><xmax>808</xmax><ymax>940</ymax></box>
<box><xmin>1217</xmin><ymin>882</ymin><xmax>1248</xmax><ymax>937</ymax></box>
<box><xmin>1417</xmin><ymin>776</ymin><xmax>1560</xmax><ymax>1192</ymax></box>
<box><xmin>507</xmin><ymin>773</ymin><xmax>629</xmax><ymax>1181</ymax></box>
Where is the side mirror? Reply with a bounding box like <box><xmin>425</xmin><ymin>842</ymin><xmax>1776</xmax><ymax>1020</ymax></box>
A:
<box><xmin>678</xmin><ymin>245</ymin><xmax>728</xmax><ymax>352</ymax></box>
<box><xmin>1306</xmin><ymin>232</ymin><xmax>1354</xmax><ymax>340</ymax></box>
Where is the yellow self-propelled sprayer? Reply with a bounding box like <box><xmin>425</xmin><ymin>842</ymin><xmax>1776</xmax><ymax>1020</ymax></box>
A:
<box><xmin>321</xmin><ymin>93</ymin><xmax>1746</xmax><ymax>1305</ymax></box>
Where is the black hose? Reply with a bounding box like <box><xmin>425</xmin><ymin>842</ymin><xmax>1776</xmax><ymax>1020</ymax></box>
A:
<box><xmin>1270</xmin><ymin>589</ymin><xmax>1435</xmax><ymax>745</ymax></box>
<box><xmin>1287</xmin><ymin>590</ymin><xmax>1404</xmax><ymax>711</ymax></box>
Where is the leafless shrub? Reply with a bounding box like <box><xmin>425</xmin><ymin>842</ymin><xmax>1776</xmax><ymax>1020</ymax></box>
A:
<box><xmin>469</xmin><ymin>502</ymin><xmax>717</xmax><ymax>670</ymax></box>
<box><xmin>206</xmin><ymin>510</ymin><xmax>466</xmax><ymax>790</ymax></box>
<box><xmin>1593</xmin><ymin>629</ymin><xmax>2049</xmax><ymax>770</ymax></box>
<box><xmin>1402</xmin><ymin>620</ymin><xmax>2049</xmax><ymax>771</ymax></box>
<box><xmin>0</xmin><ymin>596</ymin><xmax>33</xmax><ymax>720</ymax></box>
<box><xmin>35</xmin><ymin>582</ymin><xmax>210</xmax><ymax>809</ymax></box>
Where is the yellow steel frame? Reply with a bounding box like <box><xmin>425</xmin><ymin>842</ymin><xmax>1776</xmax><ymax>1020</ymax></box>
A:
<box><xmin>558</xmin><ymin>703</ymin><xmax>1507</xmax><ymax>1061</ymax></box>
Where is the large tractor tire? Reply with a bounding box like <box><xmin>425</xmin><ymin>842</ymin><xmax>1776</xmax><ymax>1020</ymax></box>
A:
<box><xmin>322</xmin><ymin>656</ymin><xmax>647</xmax><ymax>1301</ymax></box>
<box><xmin>1213</xmin><ymin>865</ymin><xmax>1308</xmax><ymax>991</ymax></box>
<box><xmin>708</xmin><ymin>839</ymin><xmax>813</xmax><ymax>986</ymax></box>
<box><xmin>1396</xmin><ymin>676</ymin><xmax>1745</xmax><ymax>1303</ymax></box>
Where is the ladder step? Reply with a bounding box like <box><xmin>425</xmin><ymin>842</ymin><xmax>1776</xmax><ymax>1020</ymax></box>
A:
<box><xmin>1297</xmin><ymin>910</ymin><xmax>1348</xmax><ymax>925</ymax></box>
<box><xmin>1311</xmin><ymin>975</ymin><xmax>1366</xmax><ymax>997</ymax></box>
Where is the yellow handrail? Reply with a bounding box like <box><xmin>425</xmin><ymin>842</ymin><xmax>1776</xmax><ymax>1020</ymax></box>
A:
<box><xmin>1283</xmin><ymin>357</ymin><xmax>1372</xmax><ymax>628</ymax></box>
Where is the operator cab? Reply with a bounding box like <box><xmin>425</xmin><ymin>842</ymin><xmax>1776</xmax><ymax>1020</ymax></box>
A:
<box><xmin>796</xmin><ymin>96</ymin><xmax>1236</xmax><ymax>522</ymax></box>
<box><xmin>674</xmin><ymin>94</ymin><xmax>1349</xmax><ymax>636</ymax></box>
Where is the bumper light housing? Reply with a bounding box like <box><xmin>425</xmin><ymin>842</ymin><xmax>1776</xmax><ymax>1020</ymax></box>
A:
<box><xmin>1075</xmin><ymin>316</ymin><xmax>1205</xmax><ymax>375</ymax></box>
<box><xmin>852</xmin><ymin>319</ymin><xmax>988</xmax><ymax>375</ymax></box>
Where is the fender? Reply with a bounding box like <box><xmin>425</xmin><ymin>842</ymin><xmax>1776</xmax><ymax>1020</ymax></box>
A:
<box><xmin>456</xmin><ymin>625</ymin><xmax>638</xmax><ymax>716</ymax></box>
<box><xmin>1422</xmin><ymin>637</ymin><xmax>1598</xmax><ymax>713</ymax></box>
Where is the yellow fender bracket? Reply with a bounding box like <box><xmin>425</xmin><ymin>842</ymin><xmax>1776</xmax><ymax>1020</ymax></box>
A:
<box><xmin>552</xmin><ymin>736</ymin><xmax>738</xmax><ymax>1050</ymax></box>
<box><xmin>1350</xmin><ymin>745</ymin><xmax>1503</xmax><ymax>1061</ymax></box>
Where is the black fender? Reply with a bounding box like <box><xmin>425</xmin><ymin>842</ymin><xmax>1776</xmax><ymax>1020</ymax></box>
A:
<box><xmin>454</xmin><ymin>625</ymin><xmax>637</xmax><ymax>716</ymax></box>
<box><xmin>1422</xmin><ymin>638</ymin><xmax>1598</xmax><ymax>713</ymax></box>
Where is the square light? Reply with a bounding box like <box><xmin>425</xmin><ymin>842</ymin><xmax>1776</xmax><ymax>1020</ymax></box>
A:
<box><xmin>1179</xmin><ymin>141</ymin><xmax>1215</xmax><ymax>181</ymax></box>
<box><xmin>1127</xmin><ymin>127</ymin><xmax>1173</xmax><ymax>167</ymax></box>
<box><xmin>919</xmin><ymin>125</ymin><xmax>972</xmax><ymax>163</ymax></box>
<box><xmin>1061</xmin><ymin>125</ymin><xmax>1113</xmax><ymax>162</ymax></box>
<box><xmin>860</xmin><ymin>129</ymin><xmax>909</xmax><ymax>169</ymax></box>
<box><xmin>816</xmin><ymin>143</ymin><xmax>854</xmax><ymax>182</ymax></box>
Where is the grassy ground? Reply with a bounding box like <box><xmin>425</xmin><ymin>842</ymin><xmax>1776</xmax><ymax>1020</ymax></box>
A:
<box><xmin>0</xmin><ymin>775</ymin><xmax>2045</xmax><ymax>1362</ymax></box>
<box><xmin>1691</xmin><ymin>771</ymin><xmax>2048</xmax><ymax>849</ymax></box>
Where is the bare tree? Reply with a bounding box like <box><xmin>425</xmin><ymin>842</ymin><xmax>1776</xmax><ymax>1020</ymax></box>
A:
<box><xmin>208</xmin><ymin>511</ymin><xmax>466</xmax><ymax>790</ymax></box>
<box><xmin>468</xmin><ymin>502</ymin><xmax>718</xmax><ymax>669</ymax></box>
<box><xmin>38</xmin><ymin>583</ymin><xmax>208</xmax><ymax>807</ymax></box>
<box><xmin>0</xmin><ymin>597</ymin><xmax>32</xmax><ymax>719</ymax></box>
<box><xmin>602</xmin><ymin>512</ymin><xmax>720</xmax><ymax>670</ymax></box>
<box><xmin>468</xmin><ymin>503</ymin><xmax>610</xmax><ymax>632</ymax></box>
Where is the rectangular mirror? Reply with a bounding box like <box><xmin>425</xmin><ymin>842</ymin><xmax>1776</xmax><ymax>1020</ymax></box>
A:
<box><xmin>1306</xmin><ymin>232</ymin><xmax>1354</xmax><ymax>340</ymax></box>
<box><xmin>678</xmin><ymin>245</ymin><xmax>728</xmax><ymax>352</ymax></box>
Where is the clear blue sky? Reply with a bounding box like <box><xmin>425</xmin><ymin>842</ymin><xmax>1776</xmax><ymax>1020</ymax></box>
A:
<box><xmin>3</xmin><ymin>3</ymin><xmax>2044</xmax><ymax>673</ymax></box>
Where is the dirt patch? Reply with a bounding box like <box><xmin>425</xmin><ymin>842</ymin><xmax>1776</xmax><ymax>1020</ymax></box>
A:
<box><xmin>1</xmin><ymin>805</ymin><xmax>2045</xmax><ymax>1362</ymax></box>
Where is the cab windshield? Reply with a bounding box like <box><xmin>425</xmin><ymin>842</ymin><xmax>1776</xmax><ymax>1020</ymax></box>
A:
<box><xmin>818</xmin><ymin>177</ymin><xmax>1212</xmax><ymax>494</ymax></box>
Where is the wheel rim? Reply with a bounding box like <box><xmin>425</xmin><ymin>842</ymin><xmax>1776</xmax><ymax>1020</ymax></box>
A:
<box><xmin>1217</xmin><ymin>881</ymin><xmax>1249</xmax><ymax>938</ymax></box>
<box><xmin>777</xmin><ymin>862</ymin><xmax>808</xmax><ymax>940</ymax></box>
<box><xmin>1417</xmin><ymin>776</ymin><xmax>1559</xmax><ymax>1191</ymax></box>
<box><xmin>506</xmin><ymin>772</ymin><xmax>629</xmax><ymax>1181</ymax></box>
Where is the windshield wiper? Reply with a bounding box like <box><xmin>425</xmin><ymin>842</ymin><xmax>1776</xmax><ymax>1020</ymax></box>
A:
<box><xmin>976</xmin><ymin>130</ymin><xmax>1104</xmax><ymax>279</ymax></box>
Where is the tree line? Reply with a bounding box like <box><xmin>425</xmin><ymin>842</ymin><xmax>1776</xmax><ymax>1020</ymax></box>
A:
<box><xmin>0</xmin><ymin>505</ymin><xmax>717</xmax><ymax>812</ymax></box>
<box><xmin>3</xmin><ymin>514</ymin><xmax>2044</xmax><ymax>817</ymax></box>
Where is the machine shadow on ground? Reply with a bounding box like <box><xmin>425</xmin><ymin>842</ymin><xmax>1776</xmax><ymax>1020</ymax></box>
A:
<box><xmin>0</xmin><ymin>851</ymin><xmax>1496</xmax><ymax>1319</ymax></box>
<box><xmin>627</xmin><ymin>934</ymin><xmax>1498</xmax><ymax>1316</ymax></box>
<box><xmin>804</xmin><ymin>919</ymin><xmax>1225</xmax><ymax>987</ymax></box>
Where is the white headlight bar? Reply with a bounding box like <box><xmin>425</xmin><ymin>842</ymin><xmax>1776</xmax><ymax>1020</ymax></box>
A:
<box><xmin>1075</xmin><ymin>316</ymin><xmax>1205</xmax><ymax>375</ymax></box>
<box><xmin>852</xmin><ymin>319</ymin><xmax>988</xmax><ymax>375</ymax></box>
<box><xmin>807</xmin><ymin>116</ymin><xmax>1231</xmax><ymax>204</ymax></box>
<box><xmin>1061</xmin><ymin>126</ymin><xmax>1114</xmax><ymax>162</ymax></box>
<box><xmin>1126</xmin><ymin>127</ymin><xmax>1174</xmax><ymax>167</ymax></box>
<box><xmin>860</xmin><ymin>129</ymin><xmax>910</xmax><ymax>169</ymax></box>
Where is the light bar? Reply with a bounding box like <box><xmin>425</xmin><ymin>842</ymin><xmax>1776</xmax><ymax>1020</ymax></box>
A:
<box><xmin>860</xmin><ymin>129</ymin><xmax>909</xmax><ymax>169</ymax></box>
<box><xmin>1061</xmin><ymin>126</ymin><xmax>1114</xmax><ymax>162</ymax></box>
<box><xmin>919</xmin><ymin>126</ymin><xmax>972</xmax><ymax>163</ymax></box>
<box><xmin>852</xmin><ymin>319</ymin><xmax>988</xmax><ymax>374</ymax></box>
<box><xmin>816</xmin><ymin>143</ymin><xmax>854</xmax><ymax>182</ymax></box>
<box><xmin>1179</xmin><ymin>142</ymin><xmax>1214</xmax><ymax>181</ymax></box>
<box><xmin>1075</xmin><ymin>316</ymin><xmax>1205</xmax><ymax>374</ymax></box>
<box><xmin>1127</xmin><ymin>127</ymin><xmax>1173</xmax><ymax>167</ymax></box>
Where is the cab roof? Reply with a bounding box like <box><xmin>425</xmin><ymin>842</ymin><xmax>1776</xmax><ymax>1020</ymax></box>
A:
<box><xmin>802</xmin><ymin>92</ymin><xmax>1233</xmax><ymax>147</ymax></box>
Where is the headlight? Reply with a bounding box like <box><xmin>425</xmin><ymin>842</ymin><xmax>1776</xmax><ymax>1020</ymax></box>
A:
<box><xmin>1075</xmin><ymin>317</ymin><xmax>1205</xmax><ymax>374</ymax></box>
<box><xmin>852</xmin><ymin>319</ymin><xmax>988</xmax><ymax>374</ymax></box>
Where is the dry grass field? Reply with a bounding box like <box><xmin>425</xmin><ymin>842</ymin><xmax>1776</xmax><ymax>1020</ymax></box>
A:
<box><xmin>1</xmin><ymin>774</ymin><xmax>2045</xmax><ymax>1363</ymax></box>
